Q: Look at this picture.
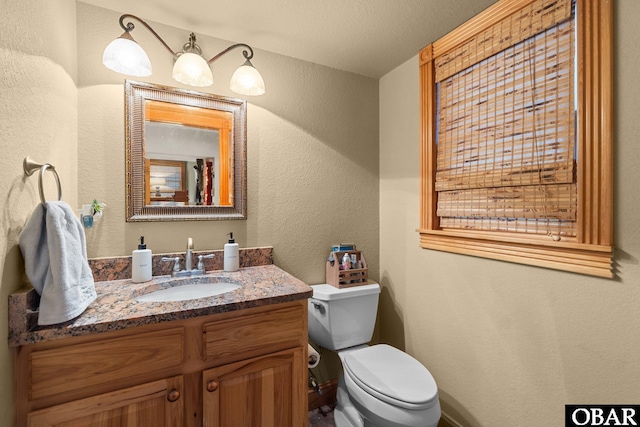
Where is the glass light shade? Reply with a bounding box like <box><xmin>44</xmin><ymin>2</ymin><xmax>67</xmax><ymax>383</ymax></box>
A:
<box><xmin>172</xmin><ymin>52</ymin><xmax>213</xmax><ymax>87</ymax></box>
<box><xmin>102</xmin><ymin>34</ymin><xmax>152</xmax><ymax>77</ymax></box>
<box><xmin>230</xmin><ymin>61</ymin><xmax>266</xmax><ymax>96</ymax></box>
<box><xmin>149</xmin><ymin>177</ymin><xmax>166</xmax><ymax>186</ymax></box>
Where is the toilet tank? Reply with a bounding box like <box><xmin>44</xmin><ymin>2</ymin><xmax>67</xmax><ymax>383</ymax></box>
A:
<box><xmin>308</xmin><ymin>283</ymin><xmax>380</xmax><ymax>351</ymax></box>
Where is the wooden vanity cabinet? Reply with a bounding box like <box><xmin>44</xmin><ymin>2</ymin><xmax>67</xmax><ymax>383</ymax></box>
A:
<box><xmin>26</xmin><ymin>376</ymin><xmax>184</xmax><ymax>426</ymax></box>
<box><xmin>202</xmin><ymin>348</ymin><xmax>305</xmax><ymax>427</ymax></box>
<box><xmin>13</xmin><ymin>300</ymin><xmax>308</xmax><ymax>427</ymax></box>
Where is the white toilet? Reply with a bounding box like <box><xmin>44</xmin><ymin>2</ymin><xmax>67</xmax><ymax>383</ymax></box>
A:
<box><xmin>308</xmin><ymin>283</ymin><xmax>441</xmax><ymax>427</ymax></box>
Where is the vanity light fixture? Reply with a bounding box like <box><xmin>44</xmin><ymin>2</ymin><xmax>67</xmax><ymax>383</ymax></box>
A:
<box><xmin>102</xmin><ymin>14</ymin><xmax>265</xmax><ymax>95</ymax></box>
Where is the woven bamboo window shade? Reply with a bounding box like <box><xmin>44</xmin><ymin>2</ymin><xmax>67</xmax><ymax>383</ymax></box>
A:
<box><xmin>436</xmin><ymin>0</ymin><xmax>575</xmax><ymax>237</ymax></box>
<box><xmin>418</xmin><ymin>0</ymin><xmax>613</xmax><ymax>278</ymax></box>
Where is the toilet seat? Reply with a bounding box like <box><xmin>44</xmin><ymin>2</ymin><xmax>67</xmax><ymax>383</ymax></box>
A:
<box><xmin>342</xmin><ymin>344</ymin><xmax>438</xmax><ymax>410</ymax></box>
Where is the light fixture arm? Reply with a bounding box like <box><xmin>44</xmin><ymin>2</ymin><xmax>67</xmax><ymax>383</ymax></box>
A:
<box><xmin>118</xmin><ymin>14</ymin><xmax>178</xmax><ymax>57</ymax></box>
<box><xmin>118</xmin><ymin>14</ymin><xmax>254</xmax><ymax>63</ymax></box>
<box><xmin>207</xmin><ymin>43</ymin><xmax>254</xmax><ymax>64</ymax></box>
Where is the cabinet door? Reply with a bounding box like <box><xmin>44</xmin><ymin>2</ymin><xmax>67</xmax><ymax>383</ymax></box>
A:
<box><xmin>27</xmin><ymin>376</ymin><xmax>183</xmax><ymax>427</ymax></box>
<box><xmin>203</xmin><ymin>347</ymin><xmax>306</xmax><ymax>427</ymax></box>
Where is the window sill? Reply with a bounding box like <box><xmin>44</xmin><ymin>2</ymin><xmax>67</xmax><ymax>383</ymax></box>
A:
<box><xmin>417</xmin><ymin>229</ymin><xmax>613</xmax><ymax>278</ymax></box>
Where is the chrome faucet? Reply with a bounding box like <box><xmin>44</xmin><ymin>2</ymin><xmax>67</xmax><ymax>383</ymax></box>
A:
<box><xmin>161</xmin><ymin>237</ymin><xmax>215</xmax><ymax>277</ymax></box>
<box><xmin>185</xmin><ymin>237</ymin><xmax>194</xmax><ymax>273</ymax></box>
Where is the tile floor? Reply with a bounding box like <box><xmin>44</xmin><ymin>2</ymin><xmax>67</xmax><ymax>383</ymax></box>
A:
<box><xmin>308</xmin><ymin>405</ymin><xmax>336</xmax><ymax>427</ymax></box>
<box><xmin>308</xmin><ymin>406</ymin><xmax>450</xmax><ymax>427</ymax></box>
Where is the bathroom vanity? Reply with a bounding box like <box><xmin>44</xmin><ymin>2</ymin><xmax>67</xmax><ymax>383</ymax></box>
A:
<box><xmin>9</xmin><ymin>263</ymin><xmax>312</xmax><ymax>427</ymax></box>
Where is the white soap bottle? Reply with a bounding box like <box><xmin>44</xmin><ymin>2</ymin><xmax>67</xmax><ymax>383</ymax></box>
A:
<box><xmin>132</xmin><ymin>236</ymin><xmax>152</xmax><ymax>283</ymax></box>
<box><xmin>224</xmin><ymin>232</ymin><xmax>239</xmax><ymax>272</ymax></box>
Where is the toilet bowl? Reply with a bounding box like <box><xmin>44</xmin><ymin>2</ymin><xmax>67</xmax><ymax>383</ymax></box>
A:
<box><xmin>308</xmin><ymin>283</ymin><xmax>441</xmax><ymax>427</ymax></box>
<box><xmin>339</xmin><ymin>344</ymin><xmax>440</xmax><ymax>427</ymax></box>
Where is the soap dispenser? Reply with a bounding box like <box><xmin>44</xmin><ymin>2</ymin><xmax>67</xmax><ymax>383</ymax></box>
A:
<box><xmin>224</xmin><ymin>232</ymin><xmax>239</xmax><ymax>272</ymax></box>
<box><xmin>132</xmin><ymin>236</ymin><xmax>152</xmax><ymax>283</ymax></box>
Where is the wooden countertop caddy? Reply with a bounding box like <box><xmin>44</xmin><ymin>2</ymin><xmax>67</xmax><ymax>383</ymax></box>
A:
<box><xmin>326</xmin><ymin>250</ymin><xmax>368</xmax><ymax>288</ymax></box>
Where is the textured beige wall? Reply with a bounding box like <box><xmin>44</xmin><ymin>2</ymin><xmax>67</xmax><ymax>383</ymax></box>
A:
<box><xmin>75</xmin><ymin>2</ymin><xmax>377</xmax><ymax>387</ymax></box>
<box><xmin>0</xmin><ymin>0</ymin><xmax>78</xmax><ymax>421</ymax></box>
<box><xmin>379</xmin><ymin>2</ymin><xmax>640</xmax><ymax>426</ymax></box>
<box><xmin>76</xmin><ymin>4</ymin><xmax>379</xmax><ymax>287</ymax></box>
<box><xmin>0</xmin><ymin>1</ymin><xmax>379</xmax><ymax>421</ymax></box>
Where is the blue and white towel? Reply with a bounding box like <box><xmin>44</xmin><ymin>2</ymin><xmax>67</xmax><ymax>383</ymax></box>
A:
<box><xmin>19</xmin><ymin>201</ymin><xmax>97</xmax><ymax>325</ymax></box>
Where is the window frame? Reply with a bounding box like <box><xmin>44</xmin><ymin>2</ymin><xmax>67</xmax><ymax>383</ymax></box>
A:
<box><xmin>418</xmin><ymin>0</ymin><xmax>613</xmax><ymax>278</ymax></box>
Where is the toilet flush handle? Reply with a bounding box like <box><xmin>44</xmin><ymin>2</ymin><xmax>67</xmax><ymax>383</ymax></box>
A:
<box><xmin>312</xmin><ymin>301</ymin><xmax>325</xmax><ymax>315</ymax></box>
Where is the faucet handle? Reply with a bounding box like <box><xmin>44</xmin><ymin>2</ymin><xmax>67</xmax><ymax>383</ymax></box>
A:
<box><xmin>197</xmin><ymin>254</ymin><xmax>215</xmax><ymax>272</ymax></box>
<box><xmin>161</xmin><ymin>256</ymin><xmax>181</xmax><ymax>273</ymax></box>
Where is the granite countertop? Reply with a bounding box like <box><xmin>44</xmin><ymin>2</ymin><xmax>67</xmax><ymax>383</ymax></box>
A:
<box><xmin>8</xmin><ymin>264</ymin><xmax>312</xmax><ymax>347</ymax></box>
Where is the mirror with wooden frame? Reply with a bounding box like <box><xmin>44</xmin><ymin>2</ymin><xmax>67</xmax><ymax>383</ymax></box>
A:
<box><xmin>125</xmin><ymin>80</ymin><xmax>247</xmax><ymax>221</ymax></box>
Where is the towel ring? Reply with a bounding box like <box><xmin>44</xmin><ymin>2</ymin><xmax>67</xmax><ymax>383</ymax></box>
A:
<box><xmin>23</xmin><ymin>157</ymin><xmax>62</xmax><ymax>204</ymax></box>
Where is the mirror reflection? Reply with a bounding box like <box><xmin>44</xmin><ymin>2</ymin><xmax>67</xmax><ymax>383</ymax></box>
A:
<box><xmin>125</xmin><ymin>80</ymin><xmax>247</xmax><ymax>221</ymax></box>
<box><xmin>144</xmin><ymin>103</ymin><xmax>234</xmax><ymax>207</ymax></box>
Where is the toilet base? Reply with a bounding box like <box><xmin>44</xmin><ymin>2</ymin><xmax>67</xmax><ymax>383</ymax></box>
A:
<box><xmin>335</xmin><ymin>375</ymin><xmax>364</xmax><ymax>427</ymax></box>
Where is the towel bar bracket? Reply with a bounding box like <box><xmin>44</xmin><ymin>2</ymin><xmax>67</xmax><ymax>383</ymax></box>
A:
<box><xmin>23</xmin><ymin>157</ymin><xmax>62</xmax><ymax>204</ymax></box>
<box><xmin>23</xmin><ymin>157</ymin><xmax>52</xmax><ymax>176</ymax></box>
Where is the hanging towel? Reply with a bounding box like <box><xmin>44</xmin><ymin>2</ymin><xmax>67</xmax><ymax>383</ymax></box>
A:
<box><xmin>19</xmin><ymin>201</ymin><xmax>97</xmax><ymax>325</ymax></box>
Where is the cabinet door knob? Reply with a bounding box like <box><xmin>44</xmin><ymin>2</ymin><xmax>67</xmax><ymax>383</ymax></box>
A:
<box><xmin>207</xmin><ymin>380</ymin><xmax>219</xmax><ymax>392</ymax></box>
<box><xmin>167</xmin><ymin>389</ymin><xmax>180</xmax><ymax>402</ymax></box>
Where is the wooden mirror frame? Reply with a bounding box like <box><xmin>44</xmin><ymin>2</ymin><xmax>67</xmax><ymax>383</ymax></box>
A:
<box><xmin>125</xmin><ymin>80</ymin><xmax>247</xmax><ymax>221</ymax></box>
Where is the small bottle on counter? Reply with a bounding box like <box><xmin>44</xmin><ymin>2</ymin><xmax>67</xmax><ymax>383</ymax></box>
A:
<box><xmin>132</xmin><ymin>236</ymin><xmax>152</xmax><ymax>283</ymax></box>
<box><xmin>224</xmin><ymin>232</ymin><xmax>239</xmax><ymax>272</ymax></box>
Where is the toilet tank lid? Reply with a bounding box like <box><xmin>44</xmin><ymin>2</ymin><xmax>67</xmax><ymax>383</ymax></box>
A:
<box><xmin>311</xmin><ymin>283</ymin><xmax>380</xmax><ymax>301</ymax></box>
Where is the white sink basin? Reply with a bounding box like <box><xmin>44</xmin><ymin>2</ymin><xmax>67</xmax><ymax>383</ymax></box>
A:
<box><xmin>136</xmin><ymin>281</ymin><xmax>241</xmax><ymax>303</ymax></box>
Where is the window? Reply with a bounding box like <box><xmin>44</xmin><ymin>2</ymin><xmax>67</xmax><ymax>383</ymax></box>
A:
<box><xmin>146</xmin><ymin>160</ymin><xmax>186</xmax><ymax>204</ymax></box>
<box><xmin>419</xmin><ymin>0</ymin><xmax>613</xmax><ymax>277</ymax></box>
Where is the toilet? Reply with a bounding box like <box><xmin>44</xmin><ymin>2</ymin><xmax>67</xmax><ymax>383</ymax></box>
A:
<box><xmin>308</xmin><ymin>283</ymin><xmax>441</xmax><ymax>427</ymax></box>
